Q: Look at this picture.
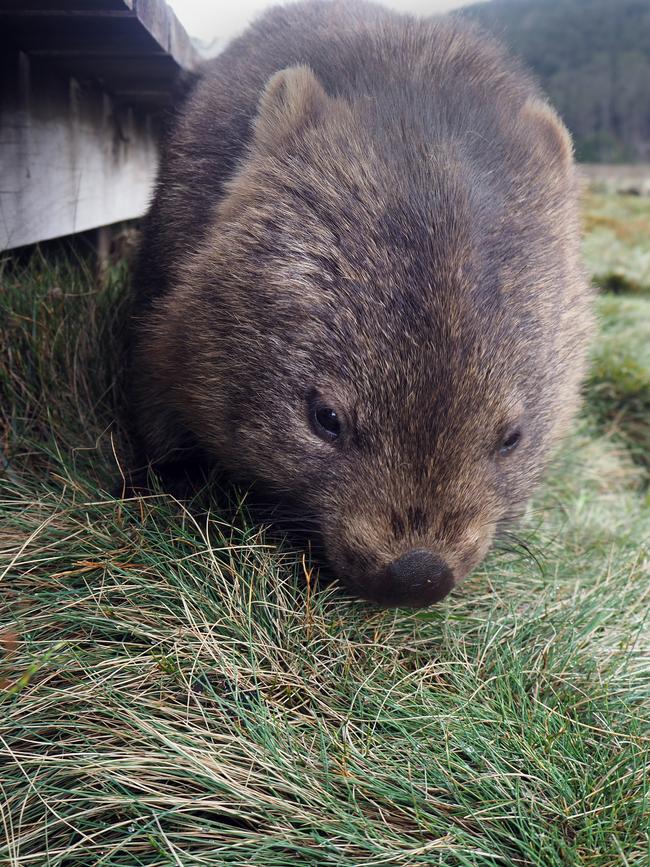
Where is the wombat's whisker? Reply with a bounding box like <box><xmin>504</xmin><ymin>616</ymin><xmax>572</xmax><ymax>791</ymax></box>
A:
<box><xmin>498</xmin><ymin>532</ymin><xmax>546</xmax><ymax>573</ymax></box>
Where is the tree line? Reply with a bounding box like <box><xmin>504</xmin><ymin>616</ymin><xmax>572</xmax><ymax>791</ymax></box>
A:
<box><xmin>463</xmin><ymin>0</ymin><xmax>650</xmax><ymax>163</ymax></box>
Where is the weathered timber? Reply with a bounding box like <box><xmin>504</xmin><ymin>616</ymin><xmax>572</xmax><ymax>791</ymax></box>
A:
<box><xmin>0</xmin><ymin>0</ymin><xmax>201</xmax><ymax>250</ymax></box>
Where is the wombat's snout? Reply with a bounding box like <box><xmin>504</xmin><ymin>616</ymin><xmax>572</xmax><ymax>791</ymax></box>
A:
<box><xmin>370</xmin><ymin>550</ymin><xmax>455</xmax><ymax>608</ymax></box>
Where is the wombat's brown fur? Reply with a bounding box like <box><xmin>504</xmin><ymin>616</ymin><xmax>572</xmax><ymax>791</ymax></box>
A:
<box><xmin>128</xmin><ymin>0</ymin><xmax>593</xmax><ymax>607</ymax></box>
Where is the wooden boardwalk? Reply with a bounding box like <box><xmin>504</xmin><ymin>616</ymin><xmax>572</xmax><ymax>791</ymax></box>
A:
<box><xmin>0</xmin><ymin>0</ymin><xmax>201</xmax><ymax>250</ymax></box>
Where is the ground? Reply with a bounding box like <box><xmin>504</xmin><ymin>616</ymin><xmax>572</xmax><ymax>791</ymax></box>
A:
<box><xmin>0</xmin><ymin>188</ymin><xmax>648</xmax><ymax>866</ymax></box>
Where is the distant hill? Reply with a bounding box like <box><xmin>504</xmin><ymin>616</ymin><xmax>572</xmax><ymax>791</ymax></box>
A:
<box><xmin>461</xmin><ymin>0</ymin><xmax>650</xmax><ymax>163</ymax></box>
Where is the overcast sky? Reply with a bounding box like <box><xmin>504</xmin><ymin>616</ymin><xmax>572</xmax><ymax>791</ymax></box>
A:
<box><xmin>167</xmin><ymin>0</ymin><xmax>475</xmax><ymax>47</ymax></box>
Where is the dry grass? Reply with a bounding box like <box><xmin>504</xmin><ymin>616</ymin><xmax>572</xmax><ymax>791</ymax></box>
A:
<box><xmin>1</xmin><ymin>205</ymin><xmax>649</xmax><ymax>865</ymax></box>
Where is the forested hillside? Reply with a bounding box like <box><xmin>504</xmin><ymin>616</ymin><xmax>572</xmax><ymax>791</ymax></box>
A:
<box><xmin>462</xmin><ymin>0</ymin><xmax>650</xmax><ymax>162</ymax></box>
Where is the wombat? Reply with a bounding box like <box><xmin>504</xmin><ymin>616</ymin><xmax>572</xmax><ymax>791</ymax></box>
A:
<box><xmin>128</xmin><ymin>0</ymin><xmax>593</xmax><ymax>607</ymax></box>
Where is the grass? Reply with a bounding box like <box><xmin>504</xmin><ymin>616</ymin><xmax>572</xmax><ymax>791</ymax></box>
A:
<box><xmin>1</xmin><ymin>194</ymin><xmax>649</xmax><ymax>865</ymax></box>
<box><xmin>587</xmin><ymin>294</ymin><xmax>650</xmax><ymax>472</ymax></box>
<box><xmin>582</xmin><ymin>192</ymin><xmax>650</xmax><ymax>295</ymax></box>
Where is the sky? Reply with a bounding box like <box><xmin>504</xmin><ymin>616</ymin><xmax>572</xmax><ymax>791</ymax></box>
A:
<box><xmin>167</xmin><ymin>0</ymin><xmax>475</xmax><ymax>48</ymax></box>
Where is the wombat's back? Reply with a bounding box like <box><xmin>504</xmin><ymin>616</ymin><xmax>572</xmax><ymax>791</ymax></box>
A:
<box><xmin>134</xmin><ymin>0</ymin><xmax>539</xmax><ymax>310</ymax></box>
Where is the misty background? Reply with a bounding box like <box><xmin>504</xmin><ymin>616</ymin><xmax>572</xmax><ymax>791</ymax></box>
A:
<box><xmin>167</xmin><ymin>0</ymin><xmax>650</xmax><ymax>164</ymax></box>
<box><xmin>167</xmin><ymin>0</ymin><xmax>472</xmax><ymax>48</ymax></box>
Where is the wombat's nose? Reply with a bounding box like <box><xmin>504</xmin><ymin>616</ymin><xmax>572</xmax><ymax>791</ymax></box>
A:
<box><xmin>375</xmin><ymin>550</ymin><xmax>454</xmax><ymax>607</ymax></box>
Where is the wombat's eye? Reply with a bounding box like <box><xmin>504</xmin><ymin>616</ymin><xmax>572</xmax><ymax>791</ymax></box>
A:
<box><xmin>499</xmin><ymin>428</ymin><xmax>522</xmax><ymax>455</ymax></box>
<box><xmin>312</xmin><ymin>404</ymin><xmax>341</xmax><ymax>441</ymax></box>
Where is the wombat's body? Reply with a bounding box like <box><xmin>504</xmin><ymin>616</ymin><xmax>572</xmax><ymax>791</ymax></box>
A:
<box><xmin>129</xmin><ymin>0</ymin><xmax>593</xmax><ymax>606</ymax></box>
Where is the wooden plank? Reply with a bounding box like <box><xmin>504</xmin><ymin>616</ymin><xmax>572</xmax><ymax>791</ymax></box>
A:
<box><xmin>133</xmin><ymin>0</ymin><xmax>199</xmax><ymax>72</ymax></box>
<box><xmin>0</xmin><ymin>52</ymin><xmax>159</xmax><ymax>250</ymax></box>
<box><xmin>0</xmin><ymin>11</ymin><xmax>135</xmax><ymax>17</ymax></box>
<box><xmin>0</xmin><ymin>0</ymin><xmax>200</xmax><ymax>70</ymax></box>
<box><xmin>0</xmin><ymin>15</ymin><xmax>165</xmax><ymax>55</ymax></box>
<box><xmin>36</xmin><ymin>55</ymin><xmax>182</xmax><ymax>103</ymax></box>
<box><xmin>0</xmin><ymin>1</ymin><xmax>131</xmax><ymax>11</ymax></box>
<box><xmin>0</xmin><ymin>0</ymin><xmax>202</xmax><ymax>249</ymax></box>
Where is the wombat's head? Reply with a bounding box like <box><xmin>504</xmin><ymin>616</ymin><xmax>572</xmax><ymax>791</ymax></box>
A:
<box><xmin>176</xmin><ymin>65</ymin><xmax>592</xmax><ymax>606</ymax></box>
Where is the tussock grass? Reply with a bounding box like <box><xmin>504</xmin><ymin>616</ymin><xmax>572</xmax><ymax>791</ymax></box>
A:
<box><xmin>582</xmin><ymin>192</ymin><xmax>650</xmax><ymax>296</ymax></box>
<box><xmin>582</xmin><ymin>189</ymin><xmax>650</xmax><ymax>476</ymax></box>
<box><xmin>587</xmin><ymin>295</ymin><xmax>650</xmax><ymax>474</ymax></box>
<box><xmin>1</xmin><ymin>212</ymin><xmax>649</xmax><ymax>865</ymax></box>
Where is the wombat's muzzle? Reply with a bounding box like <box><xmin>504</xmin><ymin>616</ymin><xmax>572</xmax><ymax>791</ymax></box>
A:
<box><xmin>370</xmin><ymin>550</ymin><xmax>454</xmax><ymax>608</ymax></box>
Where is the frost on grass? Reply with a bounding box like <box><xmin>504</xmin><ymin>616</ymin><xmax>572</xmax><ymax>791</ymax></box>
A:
<box><xmin>1</xmin><ymin>228</ymin><xmax>649</xmax><ymax>865</ymax></box>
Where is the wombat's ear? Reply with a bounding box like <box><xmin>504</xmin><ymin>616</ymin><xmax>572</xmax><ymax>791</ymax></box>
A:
<box><xmin>252</xmin><ymin>65</ymin><xmax>331</xmax><ymax>150</ymax></box>
<box><xmin>521</xmin><ymin>98</ymin><xmax>573</xmax><ymax>169</ymax></box>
